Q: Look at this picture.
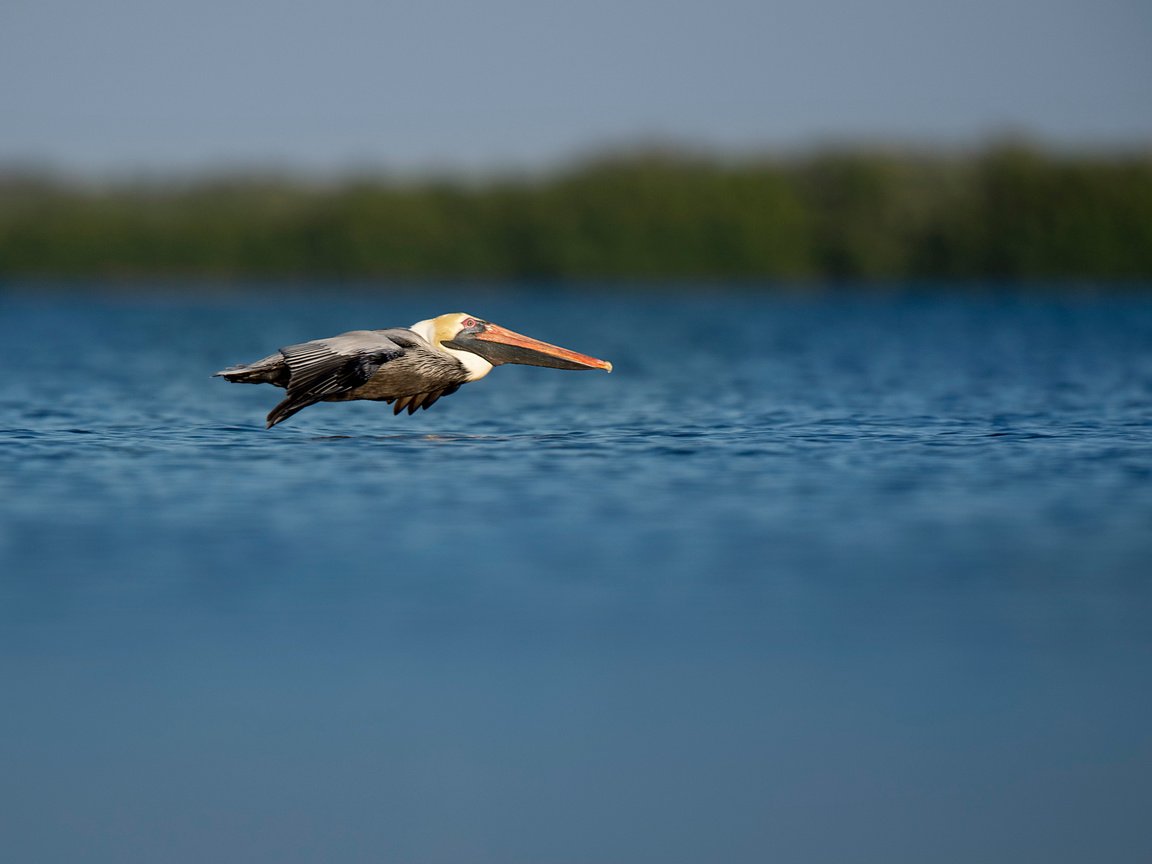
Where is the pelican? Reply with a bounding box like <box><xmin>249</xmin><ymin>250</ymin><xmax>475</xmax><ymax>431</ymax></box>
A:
<box><xmin>215</xmin><ymin>312</ymin><xmax>613</xmax><ymax>427</ymax></box>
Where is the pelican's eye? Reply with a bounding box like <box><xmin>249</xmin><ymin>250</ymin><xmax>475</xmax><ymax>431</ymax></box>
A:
<box><xmin>461</xmin><ymin>317</ymin><xmax>477</xmax><ymax>328</ymax></box>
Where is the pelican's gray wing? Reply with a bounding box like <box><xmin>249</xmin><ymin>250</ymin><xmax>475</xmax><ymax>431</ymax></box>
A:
<box><xmin>266</xmin><ymin>330</ymin><xmax>406</xmax><ymax>428</ymax></box>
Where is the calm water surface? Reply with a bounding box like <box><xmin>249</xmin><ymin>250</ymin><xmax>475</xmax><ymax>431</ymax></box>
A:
<box><xmin>2</xmin><ymin>285</ymin><xmax>1151</xmax><ymax>863</ymax></box>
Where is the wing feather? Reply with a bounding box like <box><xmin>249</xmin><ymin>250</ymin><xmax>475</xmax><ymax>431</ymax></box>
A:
<box><xmin>419</xmin><ymin>385</ymin><xmax>460</xmax><ymax>412</ymax></box>
<box><xmin>266</xmin><ymin>332</ymin><xmax>404</xmax><ymax>428</ymax></box>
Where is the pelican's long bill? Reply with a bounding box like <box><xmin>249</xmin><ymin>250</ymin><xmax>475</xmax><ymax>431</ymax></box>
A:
<box><xmin>445</xmin><ymin>322</ymin><xmax>613</xmax><ymax>372</ymax></box>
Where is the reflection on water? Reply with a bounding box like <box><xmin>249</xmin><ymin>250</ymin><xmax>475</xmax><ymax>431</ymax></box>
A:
<box><xmin>2</xmin><ymin>286</ymin><xmax>1151</xmax><ymax>864</ymax></box>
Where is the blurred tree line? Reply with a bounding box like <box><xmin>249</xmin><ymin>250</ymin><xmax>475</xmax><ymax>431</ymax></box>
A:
<box><xmin>1</xmin><ymin>144</ymin><xmax>1150</xmax><ymax>281</ymax></box>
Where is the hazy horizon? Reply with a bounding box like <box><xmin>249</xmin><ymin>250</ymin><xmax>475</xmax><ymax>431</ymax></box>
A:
<box><xmin>2</xmin><ymin>0</ymin><xmax>1149</xmax><ymax>177</ymax></box>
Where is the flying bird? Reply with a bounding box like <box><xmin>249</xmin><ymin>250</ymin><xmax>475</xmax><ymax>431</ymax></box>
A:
<box><xmin>215</xmin><ymin>312</ymin><xmax>613</xmax><ymax>428</ymax></box>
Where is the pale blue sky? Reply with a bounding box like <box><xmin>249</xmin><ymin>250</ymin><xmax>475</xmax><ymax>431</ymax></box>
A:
<box><xmin>1</xmin><ymin>0</ymin><xmax>1149</xmax><ymax>174</ymax></box>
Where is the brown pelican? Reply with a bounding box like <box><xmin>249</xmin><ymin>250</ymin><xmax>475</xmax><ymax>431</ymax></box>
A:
<box><xmin>215</xmin><ymin>312</ymin><xmax>613</xmax><ymax>427</ymax></box>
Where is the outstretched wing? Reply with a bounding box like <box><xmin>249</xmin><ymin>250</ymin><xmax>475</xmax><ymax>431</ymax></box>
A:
<box><xmin>266</xmin><ymin>331</ymin><xmax>404</xmax><ymax>428</ymax></box>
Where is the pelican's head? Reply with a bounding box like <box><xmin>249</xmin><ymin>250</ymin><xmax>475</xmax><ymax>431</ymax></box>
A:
<box><xmin>410</xmin><ymin>313</ymin><xmax>613</xmax><ymax>381</ymax></box>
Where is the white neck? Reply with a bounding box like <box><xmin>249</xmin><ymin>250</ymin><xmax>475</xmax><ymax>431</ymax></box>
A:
<box><xmin>408</xmin><ymin>318</ymin><xmax>494</xmax><ymax>382</ymax></box>
<box><xmin>443</xmin><ymin>346</ymin><xmax>494</xmax><ymax>381</ymax></box>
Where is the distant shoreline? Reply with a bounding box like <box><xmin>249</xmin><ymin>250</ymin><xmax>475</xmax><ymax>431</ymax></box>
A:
<box><xmin>3</xmin><ymin>144</ymin><xmax>1150</xmax><ymax>281</ymax></box>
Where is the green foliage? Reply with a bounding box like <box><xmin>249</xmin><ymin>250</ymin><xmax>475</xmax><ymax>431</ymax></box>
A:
<box><xmin>2</xmin><ymin>145</ymin><xmax>1151</xmax><ymax>281</ymax></box>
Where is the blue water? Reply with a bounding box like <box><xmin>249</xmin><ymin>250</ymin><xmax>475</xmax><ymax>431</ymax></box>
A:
<box><xmin>2</xmin><ymin>285</ymin><xmax>1151</xmax><ymax>864</ymax></box>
